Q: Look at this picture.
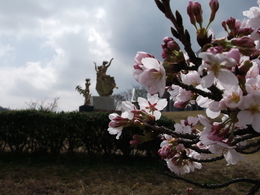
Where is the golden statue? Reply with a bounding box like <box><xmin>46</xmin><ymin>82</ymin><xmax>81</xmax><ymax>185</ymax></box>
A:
<box><xmin>76</xmin><ymin>78</ymin><xmax>91</xmax><ymax>105</ymax></box>
<box><xmin>94</xmin><ymin>58</ymin><xmax>118</xmax><ymax>96</ymax></box>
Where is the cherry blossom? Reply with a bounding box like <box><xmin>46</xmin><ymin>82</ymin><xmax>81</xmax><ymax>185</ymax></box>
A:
<box><xmin>246</xmin><ymin>75</ymin><xmax>260</xmax><ymax>95</ymax></box>
<box><xmin>243</xmin><ymin>2</ymin><xmax>260</xmax><ymax>30</ymax></box>
<box><xmin>107</xmin><ymin>0</ymin><xmax>260</xmax><ymax>184</ymax></box>
<box><xmin>121</xmin><ymin>101</ymin><xmax>138</xmax><ymax>120</ymax></box>
<box><xmin>138</xmin><ymin>93</ymin><xmax>167</xmax><ymax>120</ymax></box>
<box><xmin>246</xmin><ymin>60</ymin><xmax>260</xmax><ymax>79</ymax></box>
<box><xmin>181</xmin><ymin>71</ymin><xmax>201</xmax><ymax>86</ymax></box>
<box><xmin>165</xmin><ymin>151</ymin><xmax>202</xmax><ymax>175</ymax></box>
<box><xmin>133</xmin><ymin>54</ymin><xmax>166</xmax><ymax>97</ymax></box>
<box><xmin>174</xmin><ymin>116</ymin><xmax>199</xmax><ymax>134</ymax></box>
<box><xmin>196</xmin><ymin>85</ymin><xmax>221</xmax><ymax>118</ymax></box>
<box><xmin>198</xmin><ymin>52</ymin><xmax>238</xmax><ymax>88</ymax></box>
<box><xmin>237</xmin><ymin>94</ymin><xmax>260</xmax><ymax>132</ymax></box>
<box><xmin>208</xmin><ymin>143</ymin><xmax>246</xmax><ymax>165</ymax></box>
<box><xmin>220</xmin><ymin>86</ymin><xmax>244</xmax><ymax>109</ymax></box>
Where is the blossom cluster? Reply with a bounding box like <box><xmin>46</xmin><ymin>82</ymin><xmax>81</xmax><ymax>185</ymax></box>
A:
<box><xmin>108</xmin><ymin>0</ymin><xmax>260</xmax><ymax>176</ymax></box>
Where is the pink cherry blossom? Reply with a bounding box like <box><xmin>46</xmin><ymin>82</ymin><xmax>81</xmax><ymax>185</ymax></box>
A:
<box><xmin>121</xmin><ymin>101</ymin><xmax>138</xmax><ymax>120</ymax></box>
<box><xmin>184</xmin><ymin>116</ymin><xmax>199</xmax><ymax>127</ymax></box>
<box><xmin>198</xmin><ymin>52</ymin><xmax>238</xmax><ymax>88</ymax></box>
<box><xmin>198</xmin><ymin>115</ymin><xmax>246</xmax><ymax>165</ymax></box>
<box><xmin>246</xmin><ymin>60</ymin><xmax>260</xmax><ymax>79</ymax></box>
<box><xmin>225</xmin><ymin>48</ymin><xmax>241</xmax><ymax>64</ymax></box>
<box><xmin>176</xmin><ymin>88</ymin><xmax>193</xmax><ymax>102</ymax></box>
<box><xmin>246</xmin><ymin>75</ymin><xmax>260</xmax><ymax>95</ymax></box>
<box><xmin>181</xmin><ymin>71</ymin><xmax>201</xmax><ymax>86</ymax></box>
<box><xmin>175</xmin><ymin>116</ymin><xmax>199</xmax><ymax>134</ymax></box>
<box><xmin>174</xmin><ymin>123</ymin><xmax>191</xmax><ymax>134</ymax></box>
<box><xmin>134</xmin><ymin>51</ymin><xmax>155</xmax><ymax>66</ymax></box>
<box><xmin>133</xmin><ymin>51</ymin><xmax>155</xmax><ymax>82</ymax></box>
<box><xmin>196</xmin><ymin>85</ymin><xmax>221</xmax><ymax>119</ymax></box>
<box><xmin>243</xmin><ymin>3</ymin><xmax>260</xmax><ymax>30</ymax></box>
<box><xmin>138</xmin><ymin>93</ymin><xmax>167</xmax><ymax>120</ymax></box>
<box><xmin>165</xmin><ymin>151</ymin><xmax>202</xmax><ymax>175</ymax></box>
<box><xmin>208</xmin><ymin>143</ymin><xmax>246</xmax><ymax>165</ymax></box>
<box><xmin>220</xmin><ymin>86</ymin><xmax>244</xmax><ymax>109</ymax></box>
<box><xmin>133</xmin><ymin>54</ymin><xmax>166</xmax><ymax>97</ymax></box>
<box><xmin>167</xmin><ymin>84</ymin><xmax>180</xmax><ymax>101</ymax></box>
<box><xmin>237</xmin><ymin>94</ymin><xmax>260</xmax><ymax>132</ymax></box>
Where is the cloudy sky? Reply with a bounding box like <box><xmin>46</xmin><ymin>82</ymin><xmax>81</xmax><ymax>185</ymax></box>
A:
<box><xmin>0</xmin><ymin>0</ymin><xmax>257</xmax><ymax>111</ymax></box>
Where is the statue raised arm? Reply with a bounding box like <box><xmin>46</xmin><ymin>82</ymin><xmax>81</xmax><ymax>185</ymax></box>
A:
<box><xmin>94</xmin><ymin>58</ymin><xmax>117</xmax><ymax>96</ymax></box>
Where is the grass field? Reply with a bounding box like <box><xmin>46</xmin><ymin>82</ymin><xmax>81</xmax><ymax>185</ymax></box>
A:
<box><xmin>0</xmin><ymin>111</ymin><xmax>259</xmax><ymax>195</ymax></box>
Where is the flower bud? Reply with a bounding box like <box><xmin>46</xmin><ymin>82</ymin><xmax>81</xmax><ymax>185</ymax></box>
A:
<box><xmin>237</xmin><ymin>27</ymin><xmax>254</xmax><ymax>37</ymax></box>
<box><xmin>167</xmin><ymin>40</ymin><xmax>180</xmax><ymax>51</ymax></box>
<box><xmin>225</xmin><ymin>17</ymin><xmax>236</xmax><ymax>31</ymax></box>
<box><xmin>193</xmin><ymin>2</ymin><xmax>203</xmax><ymax>26</ymax></box>
<box><xmin>231</xmin><ymin>37</ymin><xmax>256</xmax><ymax>56</ymax></box>
<box><xmin>209</xmin><ymin>0</ymin><xmax>219</xmax><ymax>22</ymax></box>
<box><xmin>108</xmin><ymin>116</ymin><xmax>130</xmax><ymax>128</ymax></box>
<box><xmin>158</xmin><ymin>145</ymin><xmax>176</xmax><ymax>159</ymax></box>
<box><xmin>130</xmin><ymin>134</ymin><xmax>145</xmax><ymax>146</ymax></box>
<box><xmin>161</xmin><ymin>37</ymin><xmax>182</xmax><ymax>61</ymax></box>
<box><xmin>231</xmin><ymin>37</ymin><xmax>255</xmax><ymax>48</ymax></box>
<box><xmin>206</xmin><ymin>46</ymin><xmax>223</xmax><ymax>54</ymax></box>
<box><xmin>187</xmin><ymin>1</ymin><xmax>196</xmax><ymax>26</ymax></box>
<box><xmin>222</xmin><ymin>21</ymin><xmax>228</xmax><ymax>32</ymax></box>
<box><xmin>186</xmin><ymin>188</ymin><xmax>194</xmax><ymax>195</ymax></box>
<box><xmin>174</xmin><ymin>101</ymin><xmax>188</xmax><ymax>109</ymax></box>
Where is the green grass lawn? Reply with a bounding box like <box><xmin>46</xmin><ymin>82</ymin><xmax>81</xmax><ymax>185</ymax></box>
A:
<box><xmin>0</xmin><ymin>111</ymin><xmax>259</xmax><ymax>195</ymax></box>
<box><xmin>0</xmin><ymin>151</ymin><xmax>259</xmax><ymax>194</ymax></box>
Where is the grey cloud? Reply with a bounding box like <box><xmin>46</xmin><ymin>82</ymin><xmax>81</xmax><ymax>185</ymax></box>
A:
<box><xmin>0</xmin><ymin>0</ymin><xmax>258</xmax><ymax>110</ymax></box>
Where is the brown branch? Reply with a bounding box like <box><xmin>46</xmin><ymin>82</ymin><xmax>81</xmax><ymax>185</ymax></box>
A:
<box><xmin>154</xmin><ymin>0</ymin><xmax>202</xmax><ymax>67</ymax></box>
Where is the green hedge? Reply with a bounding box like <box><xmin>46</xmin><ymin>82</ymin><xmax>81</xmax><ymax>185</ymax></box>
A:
<box><xmin>0</xmin><ymin>110</ymin><xmax>175</xmax><ymax>157</ymax></box>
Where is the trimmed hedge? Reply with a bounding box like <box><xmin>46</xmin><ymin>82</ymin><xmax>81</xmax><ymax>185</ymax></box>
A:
<box><xmin>0</xmin><ymin>110</ymin><xmax>175</xmax><ymax>157</ymax></box>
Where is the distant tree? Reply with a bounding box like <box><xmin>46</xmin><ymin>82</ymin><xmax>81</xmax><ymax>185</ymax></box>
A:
<box><xmin>0</xmin><ymin>106</ymin><xmax>9</xmax><ymax>111</ymax></box>
<box><xmin>25</xmin><ymin>97</ymin><xmax>60</xmax><ymax>112</ymax></box>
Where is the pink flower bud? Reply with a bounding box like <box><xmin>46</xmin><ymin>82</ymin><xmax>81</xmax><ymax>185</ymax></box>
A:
<box><xmin>167</xmin><ymin>40</ymin><xmax>180</xmax><ymax>51</ymax></box>
<box><xmin>158</xmin><ymin>145</ymin><xmax>176</xmax><ymax>159</ymax></box>
<box><xmin>222</xmin><ymin>21</ymin><xmax>228</xmax><ymax>32</ymax></box>
<box><xmin>163</xmin><ymin>36</ymin><xmax>173</xmax><ymax>43</ymax></box>
<box><xmin>209</xmin><ymin>0</ymin><xmax>219</xmax><ymax>22</ymax></box>
<box><xmin>206</xmin><ymin>46</ymin><xmax>223</xmax><ymax>54</ymax></box>
<box><xmin>225</xmin><ymin>17</ymin><xmax>236</xmax><ymax>31</ymax></box>
<box><xmin>193</xmin><ymin>2</ymin><xmax>203</xmax><ymax>25</ymax></box>
<box><xmin>231</xmin><ymin>37</ymin><xmax>255</xmax><ymax>48</ymax></box>
<box><xmin>187</xmin><ymin>1</ymin><xmax>196</xmax><ymax>25</ymax></box>
<box><xmin>130</xmin><ymin>134</ymin><xmax>145</xmax><ymax>146</ymax></box>
<box><xmin>186</xmin><ymin>188</ymin><xmax>194</xmax><ymax>195</ymax></box>
<box><xmin>237</xmin><ymin>27</ymin><xmax>254</xmax><ymax>37</ymax></box>
<box><xmin>161</xmin><ymin>37</ymin><xmax>181</xmax><ymax>61</ymax></box>
<box><xmin>109</xmin><ymin>116</ymin><xmax>130</xmax><ymax>128</ymax></box>
<box><xmin>231</xmin><ymin>37</ymin><xmax>256</xmax><ymax>55</ymax></box>
<box><xmin>174</xmin><ymin>101</ymin><xmax>188</xmax><ymax>109</ymax></box>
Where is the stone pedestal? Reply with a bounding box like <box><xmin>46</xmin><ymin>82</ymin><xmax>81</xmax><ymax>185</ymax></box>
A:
<box><xmin>79</xmin><ymin>105</ymin><xmax>94</xmax><ymax>112</ymax></box>
<box><xmin>90</xmin><ymin>96</ymin><xmax>115</xmax><ymax>111</ymax></box>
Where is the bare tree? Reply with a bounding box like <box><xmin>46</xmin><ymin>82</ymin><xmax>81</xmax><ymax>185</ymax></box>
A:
<box><xmin>25</xmin><ymin>97</ymin><xmax>60</xmax><ymax>112</ymax></box>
